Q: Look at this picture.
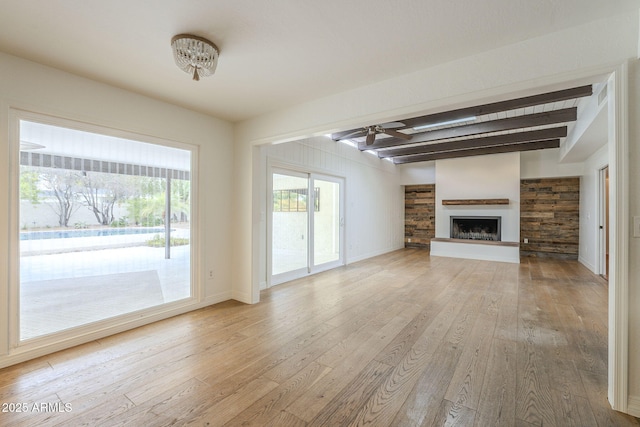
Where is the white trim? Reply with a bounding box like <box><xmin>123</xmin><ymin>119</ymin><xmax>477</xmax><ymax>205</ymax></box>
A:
<box><xmin>577</xmin><ymin>255</ymin><xmax>596</xmax><ymax>274</ymax></box>
<box><xmin>628</xmin><ymin>395</ymin><xmax>640</xmax><ymax>417</ymax></box>
<box><xmin>346</xmin><ymin>246</ymin><xmax>405</xmax><ymax>265</ymax></box>
<box><xmin>607</xmin><ymin>62</ymin><xmax>630</xmax><ymax>412</ymax></box>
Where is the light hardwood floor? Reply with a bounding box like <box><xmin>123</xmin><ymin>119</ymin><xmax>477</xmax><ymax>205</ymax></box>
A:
<box><xmin>0</xmin><ymin>249</ymin><xmax>638</xmax><ymax>426</ymax></box>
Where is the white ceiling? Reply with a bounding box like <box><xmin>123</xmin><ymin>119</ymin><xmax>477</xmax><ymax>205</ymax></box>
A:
<box><xmin>0</xmin><ymin>1</ymin><xmax>637</xmax><ymax>122</ymax></box>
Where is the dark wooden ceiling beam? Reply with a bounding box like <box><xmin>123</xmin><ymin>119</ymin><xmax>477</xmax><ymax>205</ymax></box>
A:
<box><xmin>377</xmin><ymin>126</ymin><xmax>567</xmax><ymax>158</ymax></box>
<box><xmin>362</xmin><ymin>107</ymin><xmax>576</xmax><ymax>150</ymax></box>
<box><xmin>392</xmin><ymin>139</ymin><xmax>560</xmax><ymax>164</ymax></box>
<box><xmin>331</xmin><ymin>84</ymin><xmax>591</xmax><ymax>141</ymax></box>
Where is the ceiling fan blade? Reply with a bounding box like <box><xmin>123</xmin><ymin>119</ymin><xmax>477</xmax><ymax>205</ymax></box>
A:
<box><xmin>365</xmin><ymin>129</ymin><xmax>377</xmax><ymax>145</ymax></box>
<box><xmin>334</xmin><ymin>129</ymin><xmax>366</xmax><ymax>140</ymax></box>
<box><xmin>381</xmin><ymin>128</ymin><xmax>412</xmax><ymax>140</ymax></box>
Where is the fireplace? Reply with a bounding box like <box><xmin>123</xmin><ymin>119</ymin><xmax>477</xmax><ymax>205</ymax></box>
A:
<box><xmin>451</xmin><ymin>216</ymin><xmax>501</xmax><ymax>241</ymax></box>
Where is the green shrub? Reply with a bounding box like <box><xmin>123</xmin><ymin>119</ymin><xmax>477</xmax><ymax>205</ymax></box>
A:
<box><xmin>146</xmin><ymin>234</ymin><xmax>190</xmax><ymax>247</ymax></box>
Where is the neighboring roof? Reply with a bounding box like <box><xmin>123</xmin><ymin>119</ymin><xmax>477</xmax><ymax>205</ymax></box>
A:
<box><xmin>20</xmin><ymin>120</ymin><xmax>191</xmax><ymax>172</ymax></box>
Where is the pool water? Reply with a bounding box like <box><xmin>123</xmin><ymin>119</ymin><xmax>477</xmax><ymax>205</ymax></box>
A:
<box><xmin>20</xmin><ymin>227</ymin><xmax>169</xmax><ymax>240</ymax></box>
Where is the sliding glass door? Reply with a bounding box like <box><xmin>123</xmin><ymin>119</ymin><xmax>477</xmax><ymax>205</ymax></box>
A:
<box><xmin>270</xmin><ymin>168</ymin><xmax>344</xmax><ymax>285</ymax></box>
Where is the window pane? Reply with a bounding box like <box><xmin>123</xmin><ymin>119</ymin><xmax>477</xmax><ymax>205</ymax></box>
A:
<box><xmin>19</xmin><ymin>120</ymin><xmax>192</xmax><ymax>340</ymax></box>
<box><xmin>313</xmin><ymin>179</ymin><xmax>340</xmax><ymax>266</ymax></box>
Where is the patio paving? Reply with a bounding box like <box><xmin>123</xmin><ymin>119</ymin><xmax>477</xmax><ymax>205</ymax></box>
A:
<box><xmin>18</xmin><ymin>235</ymin><xmax>191</xmax><ymax>341</ymax></box>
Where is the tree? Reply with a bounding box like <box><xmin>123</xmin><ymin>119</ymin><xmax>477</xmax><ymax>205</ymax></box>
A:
<box><xmin>125</xmin><ymin>177</ymin><xmax>190</xmax><ymax>226</ymax></box>
<box><xmin>171</xmin><ymin>179</ymin><xmax>190</xmax><ymax>222</ymax></box>
<box><xmin>78</xmin><ymin>172</ymin><xmax>131</xmax><ymax>226</ymax></box>
<box><xmin>19</xmin><ymin>166</ymin><xmax>41</xmax><ymax>205</ymax></box>
<box><xmin>125</xmin><ymin>176</ymin><xmax>163</xmax><ymax>226</ymax></box>
<box><xmin>39</xmin><ymin>169</ymin><xmax>81</xmax><ymax>227</ymax></box>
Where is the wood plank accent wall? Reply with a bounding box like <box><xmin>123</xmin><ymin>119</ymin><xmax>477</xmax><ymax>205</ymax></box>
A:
<box><xmin>520</xmin><ymin>177</ymin><xmax>580</xmax><ymax>259</ymax></box>
<box><xmin>405</xmin><ymin>184</ymin><xmax>435</xmax><ymax>249</ymax></box>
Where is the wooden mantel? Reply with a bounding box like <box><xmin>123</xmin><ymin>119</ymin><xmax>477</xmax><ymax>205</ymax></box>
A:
<box><xmin>442</xmin><ymin>198</ymin><xmax>509</xmax><ymax>206</ymax></box>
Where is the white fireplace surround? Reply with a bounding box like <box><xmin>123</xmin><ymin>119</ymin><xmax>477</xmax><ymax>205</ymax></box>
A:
<box><xmin>431</xmin><ymin>152</ymin><xmax>520</xmax><ymax>263</ymax></box>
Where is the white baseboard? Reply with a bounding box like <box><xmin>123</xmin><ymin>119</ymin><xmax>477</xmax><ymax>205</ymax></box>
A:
<box><xmin>202</xmin><ymin>291</ymin><xmax>233</xmax><ymax>306</ymax></box>
<box><xmin>627</xmin><ymin>395</ymin><xmax>640</xmax><ymax>417</ymax></box>
<box><xmin>346</xmin><ymin>245</ymin><xmax>405</xmax><ymax>264</ymax></box>
<box><xmin>232</xmin><ymin>288</ymin><xmax>255</xmax><ymax>304</ymax></box>
<box><xmin>578</xmin><ymin>255</ymin><xmax>597</xmax><ymax>274</ymax></box>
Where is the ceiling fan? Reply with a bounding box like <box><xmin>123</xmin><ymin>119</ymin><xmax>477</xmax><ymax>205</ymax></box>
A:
<box><xmin>340</xmin><ymin>122</ymin><xmax>412</xmax><ymax>145</ymax></box>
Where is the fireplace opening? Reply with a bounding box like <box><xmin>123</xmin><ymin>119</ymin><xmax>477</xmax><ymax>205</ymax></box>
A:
<box><xmin>451</xmin><ymin>216</ymin><xmax>501</xmax><ymax>241</ymax></box>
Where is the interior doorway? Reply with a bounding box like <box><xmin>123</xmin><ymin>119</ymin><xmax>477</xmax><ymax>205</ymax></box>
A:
<box><xmin>269</xmin><ymin>168</ymin><xmax>344</xmax><ymax>286</ymax></box>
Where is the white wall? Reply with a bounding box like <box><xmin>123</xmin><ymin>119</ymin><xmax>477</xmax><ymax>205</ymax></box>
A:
<box><xmin>0</xmin><ymin>52</ymin><xmax>235</xmax><ymax>366</ymax></box>
<box><xmin>434</xmin><ymin>152</ymin><xmax>520</xmax><ymax>243</ymax></box>
<box><xmin>260</xmin><ymin>137</ymin><xmax>404</xmax><ymax>286</ymax></box>
<box><xmin>520</xmin><ymin>148</ymin><xmax>584</xmax><ymax>179</ymax></box>
<box><xmin>578</xmin><ymin>144</ymin><xmax>608</xmax><ymax>273</ymax></box>
<box><xmin>399</xmin><ymin>161</ymin><xmax>436</xmax><ymax>185</ymax></box>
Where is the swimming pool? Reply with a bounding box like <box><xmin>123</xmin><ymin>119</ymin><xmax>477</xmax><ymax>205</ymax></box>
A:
<box><xmin>20</xmin><ymin>227</ymin><xmax>169</xmax><ymax>240</ymax></box>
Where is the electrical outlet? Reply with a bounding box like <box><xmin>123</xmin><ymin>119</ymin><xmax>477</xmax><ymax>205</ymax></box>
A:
<box><xmin>523</xmin><ymin>238</ymin><xmax>529</xmax><ymax>244</ymax></box>
<box><xmin>408</xmin><ymin>238</ymin><xmax>412</xmax><ymax>243</ymax></box>
<box><xmin>208</xmin><ymin>270</ymin><xmax>214</xmax><ymax>279</ymax></box>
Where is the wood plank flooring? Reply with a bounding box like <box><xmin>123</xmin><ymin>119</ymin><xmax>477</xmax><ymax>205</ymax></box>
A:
<box><xmin>0</xmin><ymin>249</ymin><xmax>638</xmax><ymax>426</ymax></box>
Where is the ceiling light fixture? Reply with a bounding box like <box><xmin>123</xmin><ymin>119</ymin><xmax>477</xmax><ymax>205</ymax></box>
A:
<box><xmin>413</xmin><ymin>116</ymin><xmax>476</xmax><ymax>131</ymax></box>
<box><xmin>171</xmin><ymin>34</ymin><xmax>219</xmax><ymax>81</ymax></box>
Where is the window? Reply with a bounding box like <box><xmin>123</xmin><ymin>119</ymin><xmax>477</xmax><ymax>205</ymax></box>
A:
<box><xmin>16</xmin><ymin>117</ymin><xmax>194</xmax><ymax>341</ymax></box>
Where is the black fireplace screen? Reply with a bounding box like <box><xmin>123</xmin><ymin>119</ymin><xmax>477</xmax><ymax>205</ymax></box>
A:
<box><xmin>451</xmin><ymin>216</ymin><xmax>501</xmax><ymax>241</ymax></box>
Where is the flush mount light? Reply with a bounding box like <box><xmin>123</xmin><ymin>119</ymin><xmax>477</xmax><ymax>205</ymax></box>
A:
<box><xmin>171</xmin><ymin>34</ymin><xmax>219</xmax><ymax>81</ymax></box>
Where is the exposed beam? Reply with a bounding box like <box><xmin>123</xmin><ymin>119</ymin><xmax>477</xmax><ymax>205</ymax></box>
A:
<box><xmin>362</xmin><ymin>107</ymin><xmax>576</xmax><ymax>150</ymax></box>
<box><xmin>331</xmin><ymin>85</ymin><xmax>591</xmax><ymax>141</ymax></box>
<box><xmin>392</xmin><ymin>139</ymin><xmax>560</xmax><ymax>164</ymax></box>
<box><xmin>377</xmin><ymin>127</ymin><xmax>567</xmax><ymax>158</ymax></box>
